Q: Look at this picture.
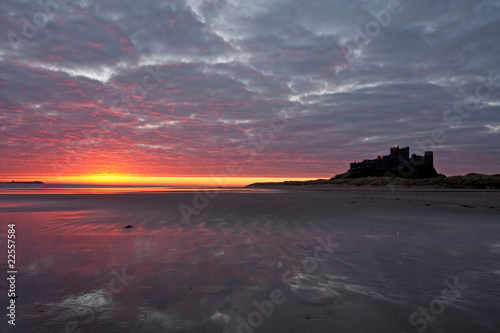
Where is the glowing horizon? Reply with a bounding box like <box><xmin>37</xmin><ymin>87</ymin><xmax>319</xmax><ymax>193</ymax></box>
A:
<box><xmin>0</xmin><ymin>175</ymin><xmax>325</xmax><ymax>187</ymax></box>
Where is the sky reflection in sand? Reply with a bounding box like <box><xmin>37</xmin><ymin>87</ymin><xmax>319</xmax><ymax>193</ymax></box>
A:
<box><xmin>0</xmin><ymin>186</ymin><xmax>284</xmax><ymax>195</ymax></box>
<box><xmin>1</xmin><ymin>189</ymin><xmax>499</xmax><ymax>332</ymax></box>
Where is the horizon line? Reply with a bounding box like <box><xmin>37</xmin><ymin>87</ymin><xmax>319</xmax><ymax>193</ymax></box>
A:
<box><xmin>0</xmin><ymin>176</ymin><xmax>327</xmax><ymax>187</ymax></box>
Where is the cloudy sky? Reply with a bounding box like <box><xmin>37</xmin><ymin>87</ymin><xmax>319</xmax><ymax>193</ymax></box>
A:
<box><xmin>1</xmin><ymin>0</ymin><xmax>499</xmax><ymax>182</ymax></box>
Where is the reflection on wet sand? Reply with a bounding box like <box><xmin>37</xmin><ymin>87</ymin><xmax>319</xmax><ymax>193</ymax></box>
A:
<box><xmin>1</xmin><ymin>189</ymin><xmax>499</xmax><ymax>332</ymax></box>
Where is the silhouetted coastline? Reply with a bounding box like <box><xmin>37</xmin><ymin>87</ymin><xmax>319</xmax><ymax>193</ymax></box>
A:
<box><xmin>0</xmin><ymin>180</ymin><xmax>44</xmax><ymax>184</ymax></box>
<box><xmin>248</xmin><ymin>147</ymin><xmax>499</xmax><ymax>189</ymax></box>
<box><xmin>247</xmin><ymin>174</ymin><xmax>500</xmax><ymax>189</ymax></box>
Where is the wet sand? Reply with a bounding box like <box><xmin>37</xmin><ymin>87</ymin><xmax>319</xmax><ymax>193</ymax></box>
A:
<box><xmin>1</xmin><ymin>187</ymin><xmax>499</xmax><ymax>332</ymax></box>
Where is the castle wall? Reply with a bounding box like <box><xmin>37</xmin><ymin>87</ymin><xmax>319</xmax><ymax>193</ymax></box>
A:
<box><xmin>350</xmin><ymin>146</ymin><xmax>434</xmax><ymax>171</ymax></box>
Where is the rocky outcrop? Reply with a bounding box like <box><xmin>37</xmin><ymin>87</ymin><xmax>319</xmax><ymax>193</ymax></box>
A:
<box><xmin>248</xmin><ymin>174</ymin><xmax>500</xmax><ymax>189</ymax></box>
<box><xmin>332</xmin><ymin>164</ymin><xmax>441</xmax><ymax>180</ymax></box>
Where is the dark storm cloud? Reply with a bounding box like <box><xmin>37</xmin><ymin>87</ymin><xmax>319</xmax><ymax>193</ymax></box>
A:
<box><xmin>1</xmin><ymin>0</ymin><xmax>499</xmax><ymax>177</ymax></box>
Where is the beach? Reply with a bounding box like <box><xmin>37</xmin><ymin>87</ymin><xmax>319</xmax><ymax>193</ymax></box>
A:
<box><xmin>1</xmin><ymin>186</ymin><xmax>500</xmax><ymax>332</ymax></box>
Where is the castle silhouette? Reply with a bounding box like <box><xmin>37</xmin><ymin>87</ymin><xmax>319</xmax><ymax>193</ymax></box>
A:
<box><xmin>335</xmin><ymin>146</ymin><xmax>439</xmax><ymax>179</ymax></box>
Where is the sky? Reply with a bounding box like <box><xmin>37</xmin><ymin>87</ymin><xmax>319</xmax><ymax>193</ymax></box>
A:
<box><xmin>1</xmin><ymin>0</ymin><xmax>500</xmax><ymax>185</ymax></box>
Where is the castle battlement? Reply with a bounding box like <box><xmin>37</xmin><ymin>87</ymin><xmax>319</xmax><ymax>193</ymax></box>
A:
<box><xmin>350</xmin><ymin>146</ymin><xmax>433</xmax><ymax>170</ymax></box>
<box><xmin>341</xmin><ymin>146</ymin><xmax>437</xmax><ymax>179</ymax></box>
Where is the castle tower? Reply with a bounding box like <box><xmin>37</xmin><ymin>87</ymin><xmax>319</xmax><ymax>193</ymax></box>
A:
<box><xmin>424</xmin><ymin>151</ymin><xmax>433</xmax><ymax>167</ymax></box>
<box><xmin>390</xmin><ymin>146</ymin><xmax>410</xmax><ymax>160</ymax></box>
<box><xmin>401</xmin><ymin>146</ymin><xmax>410</xmax><ymax>160</ymax></box>
<box><xmin>390</xmin><ymin>146</ymin><xmax>399</xmax><ymax>159</ymax></box>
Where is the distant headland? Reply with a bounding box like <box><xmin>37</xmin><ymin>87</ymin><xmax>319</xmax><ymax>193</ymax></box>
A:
<box><xmin>248</xmin><ymin>146</ymin><xmax>500</xmax><ymax>189</ymax></box>
<box><xmin>0</xmin><ymin>181</ymin><xmax>44</xmax><ymax>184</ymax></box>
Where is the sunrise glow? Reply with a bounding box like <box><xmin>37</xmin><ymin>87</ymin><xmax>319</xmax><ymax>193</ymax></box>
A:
<box><xmin>0</xmin><ymin>175</ymin><xmax>318</xmax><ymax>187</ymax></box>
